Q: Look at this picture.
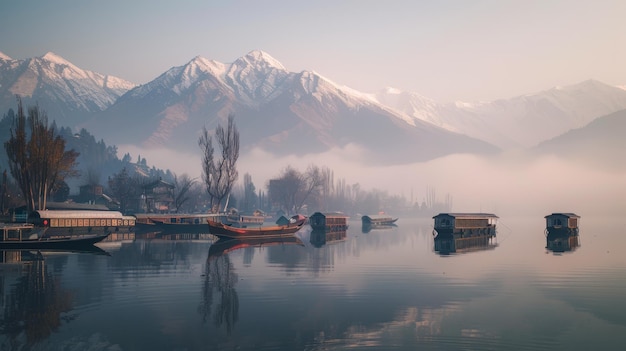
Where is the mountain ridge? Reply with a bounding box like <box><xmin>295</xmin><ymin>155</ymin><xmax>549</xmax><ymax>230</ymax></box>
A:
<box><xmin>2</xmin><ymin>50</ymin><xmax>624</xmax><ymax>169</ymax></box>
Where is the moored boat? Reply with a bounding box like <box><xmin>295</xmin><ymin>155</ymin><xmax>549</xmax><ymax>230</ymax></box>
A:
<box><xmin>206</xmin><ymin>219</ymin><xmax>305</xmax><ymax>240</ymax></box>
<box><xmin>309</xmin><ymin>212</ymin><xmax>349</xmax><ymax>231</ymax></box>
<box><xmin>135</xmin><ymin>213</ymin><xmax>216</xmax><ymax>233</ymax></box>
<box><xmin>432</xmin><ymin>213</ymin><xmax>498</xmax><ymax>236</ymax></box>
<box><xmin>29</xmin><ymin>209</ymin><xmax>135</xmax><ymax>237</ymax></box>
<box><xmin>1</xmin><ymin>223</ymin><xmax>109</xmax><ymax>250</ymax></box>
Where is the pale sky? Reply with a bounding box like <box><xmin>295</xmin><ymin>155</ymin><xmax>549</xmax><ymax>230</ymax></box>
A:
<box><xmin>1</xmin><ymin>0</ymin><xmax>625</xmax><ymax>102</ymax></box>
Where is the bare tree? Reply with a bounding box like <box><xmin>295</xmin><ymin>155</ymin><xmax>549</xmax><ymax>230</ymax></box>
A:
<box><xmin>199</xmin><ymin>114</ymin><xmax>240</xmax><ymax>212</ymax></box>
<box><xmin>172</xmin><ymin>173</ymin><xmax>196</xmax><ymax>213</ymax></box>
<box><xmin>4</xmin><ymin>98</ymin><xmax>79</xmax><ymax>212</ymax></box>
<box><xmin>268</xmin><ymin>165</ymin><xmax>327</xmax><ymax>215</ymax></box>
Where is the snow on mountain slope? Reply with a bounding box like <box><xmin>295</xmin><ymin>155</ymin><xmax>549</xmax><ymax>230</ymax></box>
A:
<box><xmin>376</xmin><ymin>79</ymin><xmax>626</xmax><ymax>149</ymax></box>
<box><xmin>0</xmin><ymin>52</ymin><xmax>136</xmax><ymax>126</ymax></box>
<box><xmin>86</xmin><ymin>50</ymin><xmax>496</xmax><ymax>164</ymax></box>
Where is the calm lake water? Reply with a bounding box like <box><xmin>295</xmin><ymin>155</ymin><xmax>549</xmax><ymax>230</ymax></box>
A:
<box><xmin>1</xmin><ymin>215</ymin><xmax>626</xmax><ymax>350</ymax></box>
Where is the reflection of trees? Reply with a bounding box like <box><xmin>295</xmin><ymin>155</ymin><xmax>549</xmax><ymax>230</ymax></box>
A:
<box><xmin>0</xmin><ymin>257</ymin><xmax>73</xmax><ymax>348</ymax></box>
<box><xmin>199</xmin><ymin>253</ymin><xmax>239</xmax><ymax>334</ymax></box>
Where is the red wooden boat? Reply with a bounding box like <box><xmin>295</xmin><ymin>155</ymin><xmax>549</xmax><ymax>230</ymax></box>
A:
<box><xmin>206</xmin><ymin>218</ymin><xmax>305</xmax><ymax>240</ymax></box>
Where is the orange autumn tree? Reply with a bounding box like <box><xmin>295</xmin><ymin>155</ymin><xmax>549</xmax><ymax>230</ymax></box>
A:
<box><xmin>4</xmin><ymin>97</ymin><xmax>79</xmax><ymax>212</ymax></box>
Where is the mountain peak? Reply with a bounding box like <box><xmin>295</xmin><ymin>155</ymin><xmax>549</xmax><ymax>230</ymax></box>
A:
<box><xmin>241</xmin><ymin>50</ymin><xmax>285</xmax><ymax>70</ymax></box>
<box><xmin>0</xmin><ymin>51</ymin><xmax>12</xmax><ymax>60</ymax></box>
<box><xmin>40</xmin><ymin>51</ymin><xmax>73</xmax><ymax>66</ymax></box>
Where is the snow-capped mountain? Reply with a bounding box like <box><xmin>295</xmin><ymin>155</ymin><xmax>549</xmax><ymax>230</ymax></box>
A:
<box><xmin>0</xmin><ymin>51</ymin><xmax>136</xmax><ymax>126</ymax></box>
<box><xmin>85</xmin><ymin>50</ymin><xmax>497</xmax><ymax>164</ymax></box>
<box><xmin>376</xmin><ymin>80</ymin><xmax>626</xmax><ymax>149</ymax></box>
<box><xmin>2</xmin><ymin>49</ymin><xmax>624</xmax><ymax>168</ymax></box>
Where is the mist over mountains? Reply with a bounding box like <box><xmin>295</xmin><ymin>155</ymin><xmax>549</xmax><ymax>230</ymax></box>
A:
<box><xmin>1</xmin><ymin>50</ymin><xmax>624</xmax><ymax>201</ymax></box>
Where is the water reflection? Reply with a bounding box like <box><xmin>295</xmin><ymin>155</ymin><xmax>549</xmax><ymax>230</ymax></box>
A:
<box><xmin>546</xmin><ymin>233</ymin><xmax>580</xmax><ymax>253</ymax></box>
<box><xmin>361</xmin><ymin>223</ymin><xmax>397</xmax><ymax>233</ymax></box>
<box><xmin>309</xmin><ymin>229</ymin><xmax>347</xmax><ymax>248</ymax></box>
<box><xmin>0</xmin><ymin>250</ymin><xmax>81</xmax><ymax>347</ymax></box>
<box><xmin>433</xmin><ymin>234</ymin><xmax>498</xmax><ymax>255</ymax></box>
<box><xmin>202</xmin><ymin>236</ymin><xmax>304</xmax><ymax>334</ymax></box>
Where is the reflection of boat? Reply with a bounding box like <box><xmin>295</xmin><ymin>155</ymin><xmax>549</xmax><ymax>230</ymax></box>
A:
<box><xmin>206</xmin><ymin>219</ymin><xmax>305</xmax><ymax>240</ymax></box>
<box><xmin>208</xmin><ymin>236</ymin><xmax>304</xmax><ymax>258</ymax></box>
<box><xmin>309</xmin><ymin>229</ymin><xmax>347</xmax><ymax>248</ymax></box>
<box><xmin>432</xmin><ymin>213</ymin><xmax>498</xmax><ymax>236</ymax></box>
<box><xmin>0</xmin><ymin>245</ymin><xmax>110</xmax><ymax>263</ymax></box>
<box><xmin>1</xmin><ymin>222</ymin><xmax>110</xmax><ymax>250</ymax></box>
<box><xmin>546</xmin><ymin>233</ymin><xmax>580</xmax><ymax>253</ymax></box>
<box><xmin>434</xmin><ymin>233</ymin><xmax>497</xmax><ymax>255</ymax></box>
<box><xmin>545</xmin><ymin>213</ymin><xmax>580</xmax><ymax>236</ymax></box>
<box><xmin>309</xmin><ymin>212</ymin><xmax>349</xmax><ymax>231</ymax></box>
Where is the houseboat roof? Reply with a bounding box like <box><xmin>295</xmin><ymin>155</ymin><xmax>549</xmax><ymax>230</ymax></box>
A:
<box><xmin>544</xmin><ymin>213</ymin><xmax>580</xmax><ymax>218</ymax></box>
<box><xmin>32</xmin><ymin>210</ymin><xmax>126</xmax><ymax>219</ymax></box>
<box><xmin>311</xmin><ymin>212</ymin><xmax>349</xmax><ymax>218</ymax></box>
<box><xmin>433</xmin><ymin>213</ymin><xmax>499</xmax><ymax>219</ymax></box>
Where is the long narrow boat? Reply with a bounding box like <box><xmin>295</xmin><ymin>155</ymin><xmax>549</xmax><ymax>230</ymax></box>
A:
<box><xmin>1</xmin><ymin>223</ymin><xmax>110</xmax><ymax>250</ymax></box>
<box><xmin>206</xmin><ymin>218</ymin><xmax>305</xmax><ymax>240</ymax></box>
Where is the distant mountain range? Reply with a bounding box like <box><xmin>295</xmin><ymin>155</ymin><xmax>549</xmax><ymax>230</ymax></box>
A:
<box><xmin>1</xmin><ymin>50</ymin><xmax>625</xmax><ymax>168</ymax></box>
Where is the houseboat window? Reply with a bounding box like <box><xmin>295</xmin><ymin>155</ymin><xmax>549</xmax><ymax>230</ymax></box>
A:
<box><xmin>78</xmin><ymin>219</ymin><xmax>84</xmax><ymax>227</ymax></box>
<box><xmin>51</xmin><ymin>218</ymin><xmax>58</xmax><ymax>227</ymax></box>
<box><xmin>71</xmin><ymin>219</ymin><xmax>77</xmax><ymax>227</ymax></box>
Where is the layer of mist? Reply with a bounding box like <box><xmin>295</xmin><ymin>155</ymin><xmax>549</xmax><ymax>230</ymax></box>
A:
<box><xmin>120</xmin><ymin>143</ymin><xmax>625</xmax><ymax>218</ymax></box>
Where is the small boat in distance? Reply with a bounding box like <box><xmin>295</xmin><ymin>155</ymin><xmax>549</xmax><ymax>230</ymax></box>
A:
<box><xmin>206</xmin><ymin>216</ymin><xmax>306</xmax><ymax>240</ymax></box>
<box><xmin>361</xmin><ymin>215</ymin><xmax>398</xmax><ymax>226</ymax></box>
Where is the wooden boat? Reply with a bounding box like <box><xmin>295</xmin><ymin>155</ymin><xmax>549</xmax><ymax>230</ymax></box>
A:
<box><xmin>208</xmin><ymin>236</ymin><xmax>304</xmax><ymax>258</ymax></box>
<box><xmin>1</xmin><ymin>223</ymin><xmax>110</xmax><ymax>250</ymax></box>
<box><xmin>206</xmin><ymin>218</ymin><xmax>305</xmax><ymax>240</ymax></box>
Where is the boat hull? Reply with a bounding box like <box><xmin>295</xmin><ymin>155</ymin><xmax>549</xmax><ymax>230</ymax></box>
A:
<box><xmin>207</xmin><ymin>219</ymin><xmax>304</xmax><ymax>240</ymax></box>
<box><xmin>0</xmin><ymin>234</ymin><xmax>110</xmax><ymax>250</ymax></box>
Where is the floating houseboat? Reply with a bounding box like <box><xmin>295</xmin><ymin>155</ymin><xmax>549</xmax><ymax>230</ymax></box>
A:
<box><xmin>309</xmin><ymin>212</ymin><xmax>350</xmax><ymax>231</ymax></box>
<box><xmin>29</xmin><ymin>210</ymin><xmax>135</xmax><ymax>237</ymax></box>
<box><xmin>544</xmin><ymin>213</ymin><xmax>580</xmax><ymax>236</ymax></box>
<box><xmin>432</xmin><ymin>213</ymin><xmax>498</xmax><ymax>255</ymax></box>
<box><xmin>135</xmin><ymin>213</ymin><xmax>215</xmax><ymax>234</ymax></box>
<box><xmin>432</xmin><ymin>213</ymin><xmax>498</xmax><ymax>236</ymax></box>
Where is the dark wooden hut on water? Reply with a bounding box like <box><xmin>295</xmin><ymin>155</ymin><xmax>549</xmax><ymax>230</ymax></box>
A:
<box><xmin>432</xmin><ymin>213</ymin><xmax>498</xmax><ymax>236</ymax></box>
<box><xmin>309</xmin><ymin>212</ymin><xmax>349</xmax><ymax>231</ymax></box>
<box><xmin>545</xmin><ymin>213</ymin><xmax>580</xmax><ymax>236</ymax></box>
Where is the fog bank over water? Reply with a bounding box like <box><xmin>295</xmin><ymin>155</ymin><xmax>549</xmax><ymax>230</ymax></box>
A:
<box><xmin>122</xmin><ymin>143</ymin><xmax>625</xmax><ymax>218</ymax></box>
